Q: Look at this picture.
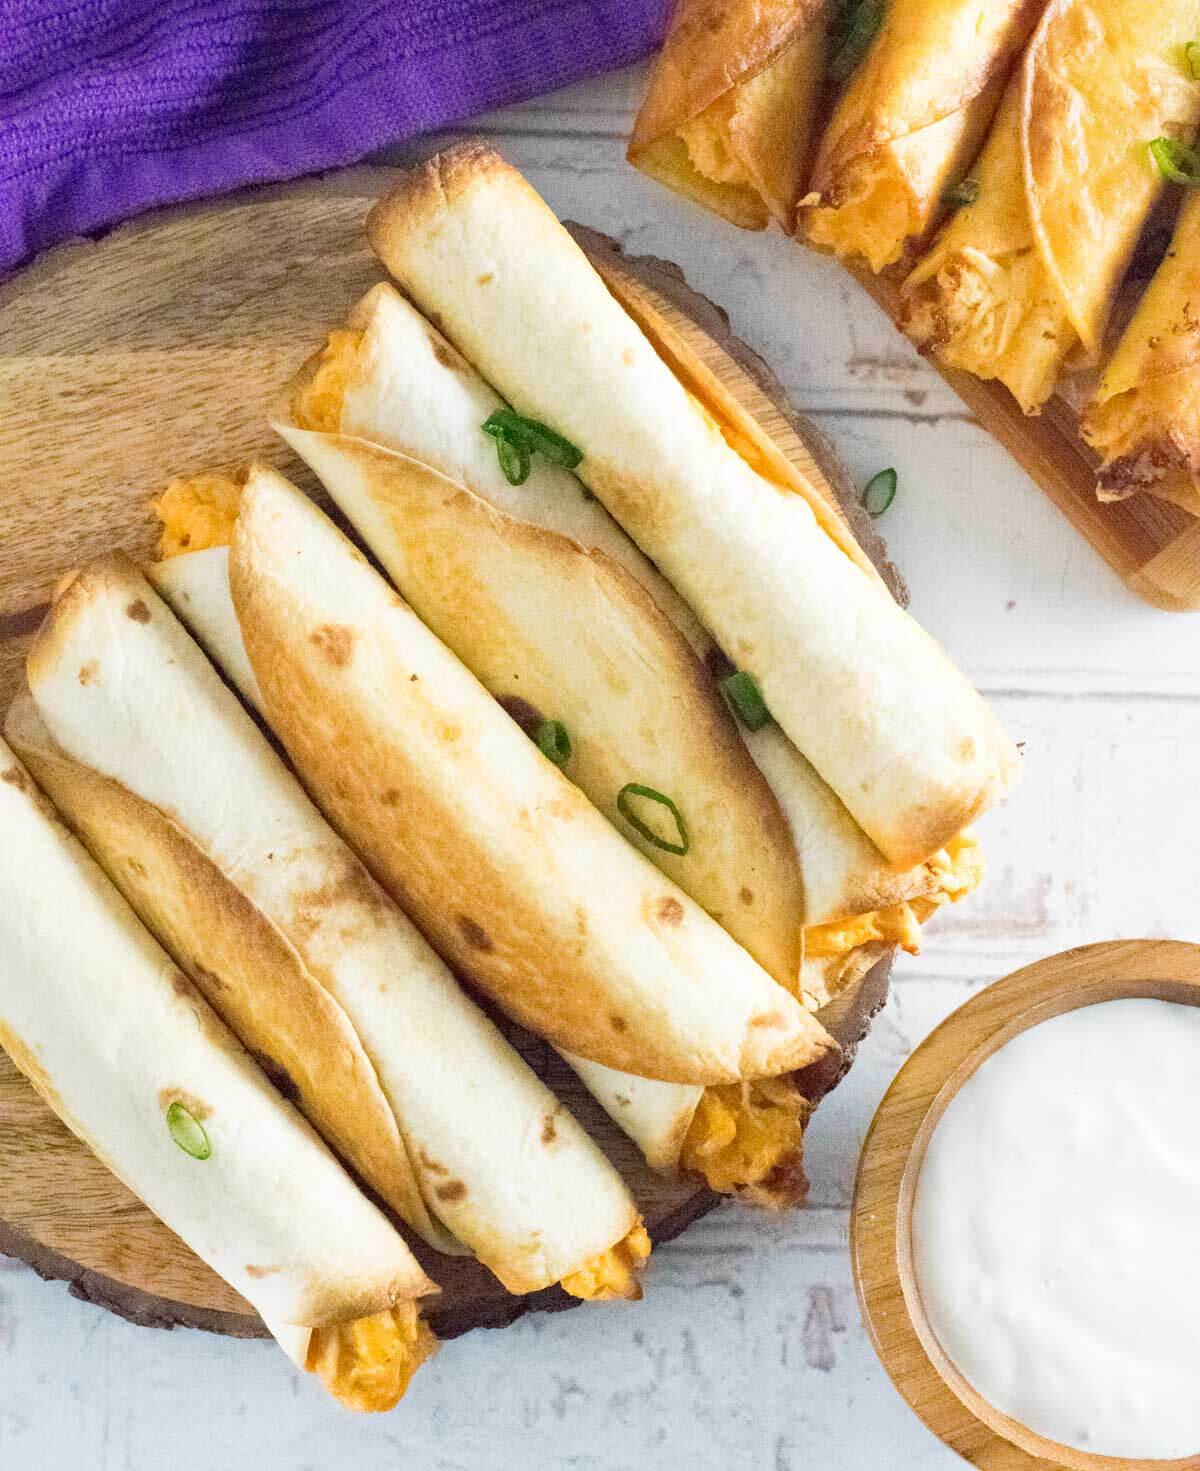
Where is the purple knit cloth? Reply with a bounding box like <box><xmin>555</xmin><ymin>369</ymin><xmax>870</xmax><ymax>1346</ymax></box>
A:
<box><xmin>0</xmin><ymin>1</ymin><xmax>670</xmax><ymax>276</ymax></box>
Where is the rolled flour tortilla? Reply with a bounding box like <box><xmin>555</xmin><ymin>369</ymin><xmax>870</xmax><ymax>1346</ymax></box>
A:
<box><xmin>902</xmin><ymin>0</ymin><xmax>1200</xmax><ymax>413</ymax></box>
<box><xmin>281</xmin><ymin>285</ymin><xmax>980</xmax><ymax>957</ymax></box>
<box><xmin>799</xmin><ymin>0</ymin><xmax>1042</xmax><ymax>271</ymax></box>
<box><xmin>19</xmin><ymin>556</ymin><xmax>647</xmax><ymax>1299</ymax></box>
<box><xmin>366</xmin><ymin>142</ymin><xmax>1020</xmax><ymax>867</ymax></box>
<box><xmin>0</xmin><ymin>739</ymin><xmax>437</xmax><ymax>1411</ymax></box>
<box><xmin>151</xmin><ymin>543</ymin><xmax>812</xmax><ymax>1199</ymax></box>
<box><xmin>628</xmin><ymin>0</ymin><xmax>831</xmax><ymax>230</ymax></box>
<box><xmin>226</xmin><ymin>464</ymin><xmax>831</xmax><ymax>1084</ymax></box>
<box><xmin>150</xmin><ymin>545</ymin><xmax>808</xmax><ymax>1201</ymax></box>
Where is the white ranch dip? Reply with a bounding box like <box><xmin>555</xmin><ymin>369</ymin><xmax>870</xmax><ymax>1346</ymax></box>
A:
<box><xmin>912</xmin><ymin>998</ymin><xmax>1200</xmax><ymax>1458</ymax></box>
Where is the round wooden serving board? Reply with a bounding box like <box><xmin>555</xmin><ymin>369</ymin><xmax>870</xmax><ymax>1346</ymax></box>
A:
<box><xmin>852</xmin><ymin>939</ymin><xmax>1200</xmax><ymax>1471</ymax></box>
<box><xmin>0</xmin><ymin>168</ymin><xmax>900</xmax><ymax>1343</ymax></box>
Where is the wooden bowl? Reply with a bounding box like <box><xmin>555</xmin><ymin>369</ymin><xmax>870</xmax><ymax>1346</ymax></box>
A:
<box><xmin>851</xmin><ymin>939</ymin><xmax>1200</xmax><ymax>1471</ymax></box>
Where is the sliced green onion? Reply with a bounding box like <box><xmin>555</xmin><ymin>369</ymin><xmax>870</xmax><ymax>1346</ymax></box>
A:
<box><xmin>943</xmin><ymin>178</ymin><xmax>980</xmax><ymax>209</ymax></box>
<box><xmin>481</xmin><ymin>408</ymin><xmax>582</xmax><ymax>485</ymax></box>
<box><xmin>829</xmin><ymin>0</ymin><xmax>884</xmax><ymax>82</ymax></box>
<box><xmin>617</xmin><ymin>783</ymin><xmax>689</xmax><ymax>856</ymax></box>
<box><xmin>720</xmin><ymin>670</ymin><xmax>771</xmax><ymax>732</ymax></box>
<box><xmin>534</xmin><ymin>719</ymin><xmax>572</xmax><ymax>767</ymax></box>
<box><xmin>494</xmin><ymin>433</ymin><xmax>531</xmax><ymax>486</ymax></box>
<box><xmin>1185</xmin><ymin>40</ymin><xmax>1200</xmax><ymax>79</ymax></box>
<box><xmin>1149</xmin><ymin>136</ymin><xmax>1200</xmax><ymax>186</ymax></box>
<box><xmin>861</xmin><ymin>467</ymin><xmax>898</xmax><ymax>517</ymax></box>
<box><xmin>166</xmin><ymin>1101</ymin><xmax>211</xmax><ymax>1160</ymax></box>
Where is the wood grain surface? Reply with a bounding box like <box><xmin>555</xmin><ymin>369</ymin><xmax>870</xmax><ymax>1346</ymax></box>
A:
<box><xmin>852</xmin><ymin>939</ymin><xmax>1200</xmax><ymax>1470</ymax></box>
<box><xmin>0</xmin><ymin>171</ymin><xmax>898</xmax><ymax>1343</ymax></box>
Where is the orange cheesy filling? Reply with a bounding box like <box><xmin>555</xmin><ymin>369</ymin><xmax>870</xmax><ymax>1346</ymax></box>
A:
<box><xmin>307</xmin><ymin>1301</ymin><xmax>437</xmax><ymax>1413</ymax></box>
<box><xmin>291</xmin><ymin>328</ymin><xmax>364</xmax><ymax>434</ymax></box>
<box><xmin>803</xmin><ymin>833</ymin><xmax>983</xmax><ymax>960</ymax></box>
<box><xmin>560</xmin><ymin>1221</ymin><xmax>652</xmax><ymax>1302</ymax></box>
<box><xmin>152</xmin><ymin>473</ymin><xmax>244</xmax><ymax>560</ymax></box>
<box><xmin>681</xmin><ymin>1076</ymin><xmax>810</xmax><ymax>1206</ymax></box>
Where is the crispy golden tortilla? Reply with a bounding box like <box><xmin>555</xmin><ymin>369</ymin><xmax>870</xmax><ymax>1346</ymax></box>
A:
<box><xmin>902</xmin><ymin>0</ymin><xmax>1200</xmax><ymax>413</ymax></box>
<box><xmin>800</xmin><ymin>0</ymin><xmax>1041</xmax><ymax>271</ymax></box>
<box><xmin>24</xmin><ymin>555</ymin><xmax>649</xmax><ymax>1294</ymax></box>
<box><xmin>0</xmin><ymin>737</ymin><xmax>435</xmax><ymax>1334</ymax></box>
<box><xmin>229</xmin><ymin>465</ymin><xmax>834</xmax><ymax>1085</ymax></box>
<box><xmin>366</xmin><ymin>143</ymin><xmax>1021</xmax><ymax>866</ymax></box>
<box><xmin>1082</xmin><ymin>190</ymin><xmax>1200</xmax><ymax>509</ymax></box>
<box><xmin>629</xmin><ymin>0</ymin><xmax>830</xmax><ymax>229</ymax></box>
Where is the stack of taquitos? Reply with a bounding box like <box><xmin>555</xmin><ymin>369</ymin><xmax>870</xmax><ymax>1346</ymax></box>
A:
<box><xmin>179</xmin><ymin>145</ymin><xmax>1017</xmax><ymax>1189</ymax></box>
<box><xmin>901</xmin><ymin>0</ymin><xmax>1200</xmax><ymax>413</ymax></box>
<box><xmin>9</xmin><ymin>556</ymin><xmax>660</xmax><ymax>1324</ymax></box>
<box><xmin>151</xmin><ymin>464</ymin><xmax>835</xmax><ymax>1201</ymax></box>
<box><xmin>0</xmin><ymin>739</ymin><xmax>438</xmax><ymax>1412</ymax></box>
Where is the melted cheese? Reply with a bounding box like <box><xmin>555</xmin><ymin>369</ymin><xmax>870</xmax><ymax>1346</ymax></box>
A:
<box><xmin>307</xmin><ymin>1301</ymin><xmax>437</xmax><ymax>1413</ymax></box>
<box><xmin>560</xmin><ymin>1221</ymin><xmax>652</xmax><ymax>1301</ymax></box>
<box><xmin>153</xmin><ymin>474</ymin><xmax>243</xmax><ymax>559</ymax></box>
<box><xmin>291</xmin><ymin>329</ymin><xmax>363</xmax><ymax>433</ymax></box>
<box><xmin>676</xmin><ymin>97</ymin><xmax>747</xmax><ymax>188</ymax></box>
<box><xmin>680</xmin><ymin>1076</ymin><xmax>810</xmax><ymax>1206</ymax></box>
<box><xmin>804</xmin><ymin>832</ymin><xmax>983</xmax><ymax>959</ymax></box>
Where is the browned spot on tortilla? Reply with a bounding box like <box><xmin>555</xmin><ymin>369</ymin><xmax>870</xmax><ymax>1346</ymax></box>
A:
<box><xmin>655</xmin><ymin>896</ymin><xmax>685</xmax><ymax>927</ymax></box>
<box><xmin>294</xmin><ymin>865</ymin><xmax>386</xmax><ymax>936</ymax></box>
<box><xmin>249</xmin><ymin>1051</ymin><xmax>301</xmax><ymax>1104</ymax></box>
<box><xmin>739</xmin><ymin>886</ymin><xmax>754</xmax><ymax>905</ymax></box>
<box><xmin>430</xmin><ymin>337</ymin><xmax>460</xmax><ymax>370</ymax></box>
<box><xmin>622</xmin><ymin>348</ymin><xmax>636</xmax><ymax>366</ymax></box>
<box><xmin>419</xmin><ymin>1150</ymin><xmax>448</xmax><ymax>1176</ymax></box>
<box><xmin>437</xmin><ymin>719</ymin><xmax>461</xmax><ymax>744</ymax></box>
<box><xmin>541</xmin><ymin>1108</ymin><xmax>560</xmax><ymax>1145</ymax></box>
<box><xmin>1</xmin><ymin>765</ymin><xmax>33</xmax><ymax>796</ymax></box>
<box><xmin>614</xmin><ymin>1094</ymin><xmax>631</xmax><ymax>1108</ymax></box>
<box><xmin>244</xmin><ymin>1263</ymin><xmax>281</xmax><ymax>1279</ymax></box>
<box><xmin>191</xmin><ymin>963</ymin><xmax>227</xmax><ymax>994</ymax></box>
<box><xmin>496</xmin><ymin>694</ymin><xmax>543</xmax><ymax>734</ymax></box>
<box><xmin>610</xmin><ymin>1014</ymin><xmax>628</xmax><ymax>1034</ymax></box>
<box><xmin>381</xmin><ymin>788</ymin><xmax>402</xmax><ymax>807</ymax></box>
<box><xmin>435</xmin><ymin>1179</ymin><xmax>467</xmax><ymax>1203</ymax></box>
<box><xmin>78</xmin><ymin>660</ymin><xmax>99</xmax><ymax>686</ymax></box>
<box><xmin>477</xmin><ymin>272</ymin><xmax>494</xmax><ymax>285</ymax></box>
<box><xmin>125</xmin><ymin>856</ymin><xmax>148</xmax><ymax>881</ymax></box>
<box><xmin>170</xmin><ymin>971</ymin><xmax>195</xmax><ymax>999</ymax></box>
<box><xmin>959</xmin><ymin>736</ymin><xmax>976</xmax><ymax>760</ymax></box>
<box><xmin>158</xmin><ymin>1087</ymin><xmax>211</xmax><ymax>1119</ymax></box>
<box><xmin>310</xmin><ymin>623</ymin><xmax>356</xmax><ymax>668</ymax></box>
<box><xmin>125</xmin><ymin>599</ymin><xmax>151</xmax><ymax>623</ymax></box>
<box><xmin>456</xmin><ymin>915</ymin><xmax>493</xmax><ymax>952</ymax></box>
<box><xmin>749</xmin><ymin>1012</ymin><xmax>785</xmax><ymax>1030</ymax></box>
<box><xmin>0</xmin><ymin>1022</ymin><xmax>61</xmax><ymax>1111</ymax></box>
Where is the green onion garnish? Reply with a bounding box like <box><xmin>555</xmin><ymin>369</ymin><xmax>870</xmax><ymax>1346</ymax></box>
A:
<box><xmin>617</xmin><ymin>783</ymin><xmax>689</xmax><ymax>855</ymax></box>
<box><xmin>720</xmin><ymin>670</ymin><xmax>772</xmax><ymax>732</ymax></box>
<box><xmin>534</xmin><ymin>719</ymin><xmax>572</xmax><ymax>767</ymax></box>
<box><xmin>862</xmin><ymin>467</ymin><xmax>898</xmax><ymax>517</ymax></box>
<box><xmin>829</xmin><ymin>0</ymin><xmax>884</xmax><ymax>82</ymax></box>
<box><xmin>944</xmin><ymin>178</ymin><xmax>980</xmax><ymax>209</ymax></box>
<box><xmin>1186</xmin><ymin>41</ymin><xmax>1200</xmax><ymax>79</ymax></box>
<box><xmin>494</xmin><ymin>433</ymin><xmax>531</xmax><ymax>486</ymax></box>
<box><xmin>482</xmin><ymin>409</ymin><xmax>583</xmax><ymax>486</ymax></box>
<box><xmin>166</xmin><ymin>1101</ymin><xmax>211</xmax><ymax>1160</ymax></box>
<box><xmin>1149</xmin><ymin>136</ymin><xmax>1200</xmax><ymax>186</ymax></box>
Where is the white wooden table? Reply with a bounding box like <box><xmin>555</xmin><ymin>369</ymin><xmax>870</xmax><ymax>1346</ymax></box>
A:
<box><xmin>3</xmin><ymin>63</ymin><xmax>1197</xmax><ymax>1470</ymax></box>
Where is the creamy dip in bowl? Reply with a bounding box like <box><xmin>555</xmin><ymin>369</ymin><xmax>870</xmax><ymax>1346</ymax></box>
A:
<box><xmin>851</xmin><ymin>942</ymin><xmax>1200</xmax><ymax>1471</ymax></box>
<box><xmin>913</xmin><ymin>998</ymin><xmax>1200</xmax><ymax>1460</ymax></box>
